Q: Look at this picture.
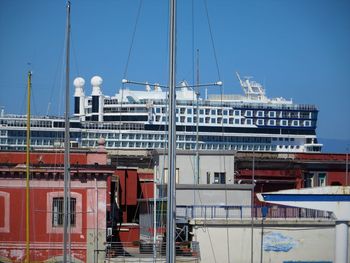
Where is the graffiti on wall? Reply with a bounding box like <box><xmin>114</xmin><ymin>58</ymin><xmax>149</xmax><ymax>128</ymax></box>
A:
<box><xmin>264</xmin><ymin>232</ymin><xmax>299</xmax><ymax>252</ymax></box>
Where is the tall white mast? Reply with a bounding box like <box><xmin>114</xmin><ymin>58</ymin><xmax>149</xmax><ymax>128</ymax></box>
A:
<box><xmin>166</xmin><ymin>0</ymin><xmax>177</xmax><ymax>262</ymax></box>
<box><xmin>63</xmin><ymin>1</ymin><xmax>71</xmax><ymax>262</ymax></box>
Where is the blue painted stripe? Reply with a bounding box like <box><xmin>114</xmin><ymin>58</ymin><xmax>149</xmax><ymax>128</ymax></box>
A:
<box><xmin>262</xmin><ymin>194</ymin><xmax>350</xmax><ymax>202</ymax></box>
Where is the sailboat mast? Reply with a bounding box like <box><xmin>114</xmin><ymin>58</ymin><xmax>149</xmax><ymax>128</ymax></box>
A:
<box><xmin>63</xmin><ymin>1</ymin><xmax>71</xmax><ymax>262</ymax></box>
<box><xmin>166</xmin><ymin>0</ymin><xmax>177</xmax><ymax>262</ymax></box>
<box><xmin>25</xmin><ymin>71</ymin><xmax>32</xmax><ymax>263</ymax></box>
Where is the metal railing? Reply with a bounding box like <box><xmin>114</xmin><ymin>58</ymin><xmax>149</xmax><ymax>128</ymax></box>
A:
<box><xmin>105</xmin><ymin>241</ymin><xmax>200</xmax><ymax>262</ymax></box>
<box><xmin>176</xmin><ymin>205</ymin><xmax>334</xmax><ymax>221</ymax></box>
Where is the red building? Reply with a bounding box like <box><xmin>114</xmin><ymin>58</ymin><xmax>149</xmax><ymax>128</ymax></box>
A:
<box><xmin>0</xmin><ymin>148</ymin><xmax>155</xmax><ymax>262</ymax></box>
<box><xmin>2</xmin><ymin>148</ymin><xmax>348</xmax><ymax>261</ymax></box>
<box><xmin>234</xmin><ymin>152</ymin><xmax>349</xmax><ymax>203</ymax></box>
<box><xmin>0</xmin><ymin>149</ymin><xmax>114</xmax><ymax>262</ymax></box>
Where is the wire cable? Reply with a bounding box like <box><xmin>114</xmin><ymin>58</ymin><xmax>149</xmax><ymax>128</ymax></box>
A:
<box><xmin>123</xmin><ymin>0</ymin><xmax>143</xmax><ymax>79</ymax></box>
<box><xmin>203</xmin><ymin>0</ymin><xmax>221</xmax><ymax>81</ymax></box>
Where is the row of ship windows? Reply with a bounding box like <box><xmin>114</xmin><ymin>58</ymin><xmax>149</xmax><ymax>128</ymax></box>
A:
<box><xmin>0</xmin><ymin>143</ymin><xmax>282</xmax><ymax>152</ymax></box>
<box><xmin>0</xmin><ymin>143</ymin><xmax>302</xmax><ymax>152</ymax></box>
<box><xmin>2</xmin><ymin>129</ymin><xmax>302</xmax><ymax>145</ymax></box>
<box><xmin>0</xmin><ymin>137</ymin><xmax>299</xmax><ymax>147</ymax></box>
<box><xmin>0</xmin><ymin>120</ymin><xmax>53</xmax><ymax>128</ymax></box>
<box><xmin>82</xmin><ymin>133</ymin><xmax>293</xmax><ymax>143</ymax></box>
<box><xmin>154</xmin><ymin>108</ymin><xmax>313</xmax><ymax>119</ymax></box>
<box><xmin>0</xmin><ymin>131</ymin><xmax>297</xmax><ymax>143</ymax></box>
<box><xmin>87</xmin><ymin>141</ymin><xmax>302</xmax><ymax>151</ymax></box>
<box><xmin>153</xmin><ymin>116</ymin><xmax>313</xmax><ymax>127</ymax></box>
<box><xmin>81</xmin><ymin>140</ymin><xmax>281</xmax><ymax>151</ymax></box>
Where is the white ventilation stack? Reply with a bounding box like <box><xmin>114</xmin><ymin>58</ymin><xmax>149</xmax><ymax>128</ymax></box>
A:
<box><xmin>73</xmin><ymin>77</ymin><xmax>86</xmax><ymax>121</ymax></box>
<box><xmin>91</xmin><ymin>76</ymin><xmax>104</xmax><ymax>122</ymax></box>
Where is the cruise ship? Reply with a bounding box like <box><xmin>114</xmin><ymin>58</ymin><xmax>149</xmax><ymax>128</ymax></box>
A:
<box><xmin>0</xmin><ymin>73</ymin><xmax>322</xmax><ymax>152</ymax></box>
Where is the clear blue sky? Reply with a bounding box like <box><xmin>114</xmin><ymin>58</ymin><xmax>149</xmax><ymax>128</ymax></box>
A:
<box><xmin>0</xmin><ymin>0</ymin><xmax>349</xmax><ymax>151</ymax></box>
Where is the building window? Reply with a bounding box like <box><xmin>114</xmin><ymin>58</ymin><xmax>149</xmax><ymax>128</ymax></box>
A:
<box><xmin>318</xmin><ymin>173</ymin><xmax>327</xmax><ymax>187</ymax></box>
<box><xmin>268</xmin><ymin>111</ymin><xmax>276</xmax><ymax>118</ymax></box>
<box><xmin>281</xmin><ymin>120</ymin><xmax>288</xmax><ymax>126</ymax></box>
<box><xmin>292</xmin><ymin>120</ymin><xmax>299</xmax><ymax>126</ymax></box>
<box><xmin>257</xmin><ymin>119</ymin><xmax>264</xmax><ymax>125</ymax></box>
<box><xmin>52</xmin><ymin>197</ymin><xmax>76</xmax><ymax>227</ymax></box>
<box><xmin>213</xmin><ymin>172</ymin><xmax>226</xmax><ymax>184</ymax></box>
<box><xmin>47</xmin><ymin>192</ymin><xmax>82</xmax><ymax>234</ymax></box>
<box><xmin>207</xmin><ymin>172</ymin><xmax>211</xmax><ymax>184</ymax></box>
<box><xmin>304</xmin><ymin>173</ymin><xmax>314</xmax><ymax>188</ymax></box>
<box><xmin>245</xmin><ymin>110</ymin><xmax>252</xmax><ymax>117</ymax></box>
<box><xmin>164</xmin><ymin>168</ymin><xmax>180</xmax><ymax>184</ymax></box>
<box><xmin>268</xmin><ymin>119</ymin><xmax>276</xmax><ymax>126</ymax></box>
<box><xmin>0</xmin><ymin>191</ymin><xmax>10</xmax><ymax>233</ymax></box>
<box><xmin>257</xmin><ymin>111</ymin><xmax>264</xmax><ymax>117</ymax></box>
<box><xmin>304</xmin><ymin>120</ymin><xmax>311</xmax><ymax>127</ymax></box>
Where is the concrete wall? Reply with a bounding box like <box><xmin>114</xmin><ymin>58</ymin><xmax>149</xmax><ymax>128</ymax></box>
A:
<box><xmin>192</xmin><ymin>220</ymin><xmax>349</xmax><ymax>263</ymax></box>
<box><xmin>154</xmin><ymin>150</ymin><xmax>235</xmax><ymax>185</ymax></box>
<box><xmin>176</xmin><ymin>185</ymin><xmax>251</xmax><ymax>206</ymax></box>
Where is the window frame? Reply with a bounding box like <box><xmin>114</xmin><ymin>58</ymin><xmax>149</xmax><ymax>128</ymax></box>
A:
<box><xmin>213</xmin><ymin>172</ymin><xmax>226</xmax><ymax>184</ymax></box>
<box><xmin>47</xmin><ymin>192</ymin><xmax>82</xmax><ymax>234</ymax></box>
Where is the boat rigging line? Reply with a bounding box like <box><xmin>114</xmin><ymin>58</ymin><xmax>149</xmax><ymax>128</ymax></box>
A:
<box><xmin>203</xmin><ymin>0</ymin><xmax>221</xmax><ymax>81</ymax></box>
<box><xmin>123</xmin><ymin>0</ymin><xmax>143</xmax><ymax>79</ymax></box>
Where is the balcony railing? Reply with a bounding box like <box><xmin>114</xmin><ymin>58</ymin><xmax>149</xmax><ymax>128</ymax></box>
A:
<box><xmin>176</xmin><ymin>205</ymin><xmax>334</xmax><ymax>221</ymax></box>
<box><xmin>105</xmin><ymin>241</ymin><xmax>200</xmax><ymax>262</ymax></box>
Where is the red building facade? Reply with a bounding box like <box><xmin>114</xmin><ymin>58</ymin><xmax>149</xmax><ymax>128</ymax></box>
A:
<box><xmin>0</xmin><ymin>149</ymin><xmax>155</xmax><ymax>262</ymax></box>
<box><xmin>234</xmin><ymin>152</ymin><xmax>349</xmax><ymax>204</ymax></box>
<box><xmin>0</xmin><ymin>150</ymin><xmax>113</xmax><ymax>262</ymax></box>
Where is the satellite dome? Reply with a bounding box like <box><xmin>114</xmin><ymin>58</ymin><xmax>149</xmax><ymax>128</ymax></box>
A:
<box><xmin>91</xmin><ymin>76</ymin><xmax>103</xmax><ymax>87</ymax></box>
<box><xmin>73</xmin><ymin>77</ymin><xmax>85</xmax><ymax>87</ymax></box>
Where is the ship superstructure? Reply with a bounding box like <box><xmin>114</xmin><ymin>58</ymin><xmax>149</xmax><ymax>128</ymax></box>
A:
<box><xmin>0</xmin><ymin>74</ymin><xmax>322</xmax><ymax>152</ymax></box>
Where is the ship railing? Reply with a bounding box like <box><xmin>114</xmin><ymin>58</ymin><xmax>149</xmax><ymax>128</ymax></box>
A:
<box><xmin>105</xmin><ymin>241</ymin><xmax>200</xmax><ymax>261</ymax></box>
<box><xmin>176</xmin><ymin>205</ymin><xmax>334</xmax><ymax>221</ymax></box>
<box><xmin>117</xmin><ymin>99</ymin><xmax>317</xmax><ymax>111</ymax></box>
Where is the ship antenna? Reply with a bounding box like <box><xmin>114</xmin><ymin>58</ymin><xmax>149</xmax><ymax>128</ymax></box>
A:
<box><xmin>236</xmin><ymin>71</ymin><xmax>244</xmax><ymax>87</ymax></box>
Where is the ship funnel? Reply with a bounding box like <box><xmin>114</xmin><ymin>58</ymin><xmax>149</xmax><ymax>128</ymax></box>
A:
<box><xmin>91</xmin><ymin>76</ymin><xmax>104</xmax><ymax>122</ymax></box>
<box><xmin>73</xmin><ymin>77</ymin><xmax>85</xmax><ymax>118</ymax></box>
